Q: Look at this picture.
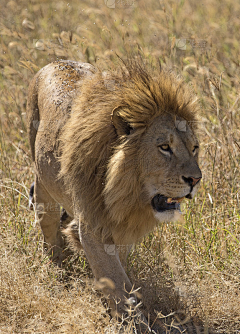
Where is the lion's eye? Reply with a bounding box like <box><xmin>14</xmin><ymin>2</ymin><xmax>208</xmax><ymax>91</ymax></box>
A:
<box><xmin>192</xmin><ymin>145</ymin><xmax>199</xmax><ymax>154</ymax></box>
<box><xmin>159</xmin><ymin>144</ymin><xmax>172</xmax><ymax>154</ymax></box>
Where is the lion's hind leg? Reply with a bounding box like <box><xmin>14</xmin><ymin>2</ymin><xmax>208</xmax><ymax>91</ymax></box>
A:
<box><xmin>34</xmin><ymin>176</ymin><xmax>66</xmax><ymax>265</ymax></box>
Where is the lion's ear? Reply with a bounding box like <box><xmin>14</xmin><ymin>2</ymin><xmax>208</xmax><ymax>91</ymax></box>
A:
<box><xmin>111</xmin><ymin>106</ymin><xmax>133</xmax><ymax>136</ymax></box>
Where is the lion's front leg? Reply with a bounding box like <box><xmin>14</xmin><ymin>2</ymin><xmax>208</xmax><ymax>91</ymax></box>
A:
<box><xmin>78</xmin><ymin>220</ymin><xmax>152</xmax><ymax>332</ymax></box>
<box><xmin>79</xmin><ymin>222</ymin><xmax>132</xmax><ymax>314</ymax></box>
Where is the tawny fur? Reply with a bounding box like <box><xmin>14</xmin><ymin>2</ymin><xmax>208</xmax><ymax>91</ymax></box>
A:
<box><xmin>27</xmin><ymin>59</ymin><xmax>201</xmax><ymax>322</ymax></box>
<box><xmin>59</xmin><ymin>59</ymin><xmax>200</xmax><ymax>245</ymax></box>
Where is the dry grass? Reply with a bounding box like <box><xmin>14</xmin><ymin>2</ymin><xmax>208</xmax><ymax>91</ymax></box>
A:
<box><xmin>0</xmin><ymin>0</ymin><xmax>240</xmax><ymax>333</ymax></box>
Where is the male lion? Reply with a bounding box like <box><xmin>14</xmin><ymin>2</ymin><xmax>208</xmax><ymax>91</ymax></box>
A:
<box><xmin>26</xmin><ymin>59</ymin><xmax>201</xmax><ymax>330</ymax></box>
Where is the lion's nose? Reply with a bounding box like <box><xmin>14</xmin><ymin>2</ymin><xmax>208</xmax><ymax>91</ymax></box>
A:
<box><xmin>182</xmin><ymin>176</ymin><xmax>202</xmax><ymax>187</ymax></box>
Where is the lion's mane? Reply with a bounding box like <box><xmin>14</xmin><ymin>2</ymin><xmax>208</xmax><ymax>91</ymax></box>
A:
<box><xmin>60</xmin><ymin>60</ymin><xmax>200</xmax><ymax>245</ymax></box>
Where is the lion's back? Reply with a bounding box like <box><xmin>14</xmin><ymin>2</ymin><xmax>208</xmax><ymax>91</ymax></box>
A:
<box><xmin>26</xmin><ymin>60</ymin><xmax>96</xmax><ymax>160</ymax></box>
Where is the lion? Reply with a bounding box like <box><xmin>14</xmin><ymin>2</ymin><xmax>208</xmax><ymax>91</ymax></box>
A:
<box><xmin>26</xmin><ymin>59</ymin><xmax>202</xmax><ymax>330</ymax></box>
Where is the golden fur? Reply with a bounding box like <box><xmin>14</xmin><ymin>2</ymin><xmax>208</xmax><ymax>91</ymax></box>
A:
<box><xmin>59</xmin><ymin>59</ymin><xmax>200</xmax><ymax>245</ymax></box>
<box><xmin>27</xmin><ymin>59</ymin><xmax>201</xmax><ymax>323</ymax></box>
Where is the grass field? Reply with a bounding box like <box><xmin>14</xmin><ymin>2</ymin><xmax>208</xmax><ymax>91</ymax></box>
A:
<box><xmin>0</xmin><ymin>0</ymin><xmax>240</xmax><ymax>333</ymax></box>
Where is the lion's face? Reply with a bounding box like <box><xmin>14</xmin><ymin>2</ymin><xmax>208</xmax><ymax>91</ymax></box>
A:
<box><xmin>139</xmin><ymin>113</ymin><xmax>201</xmax><ymax>222</ymax></box>
<box><xmin>105</xmin><ymin>110</ymin><xmax>202</xmax><ymax>243</ymax></box>
<box><xmin>105</xmin><ymin>111</ymin><xmax>202</xmax><ymax>242</ymax></box>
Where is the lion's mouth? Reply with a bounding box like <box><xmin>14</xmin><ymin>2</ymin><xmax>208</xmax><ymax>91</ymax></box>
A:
<box><xmin>151</xmin><ymin>194</ymin><xmax>188</xmax><ymax>212</ymax></box>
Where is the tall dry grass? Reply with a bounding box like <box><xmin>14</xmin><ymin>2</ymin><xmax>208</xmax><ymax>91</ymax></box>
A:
<box><xmin>0</xmin><ymin>0</ymin><xmax>239</xmax><ymax>333</ymax></box>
